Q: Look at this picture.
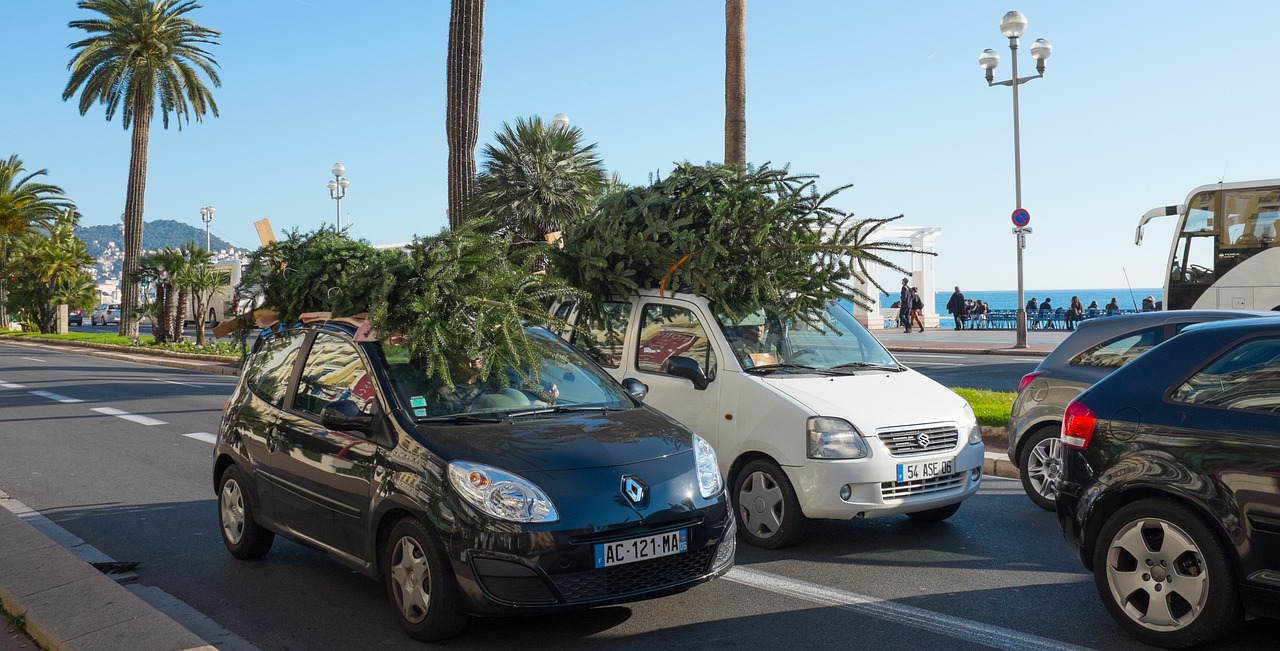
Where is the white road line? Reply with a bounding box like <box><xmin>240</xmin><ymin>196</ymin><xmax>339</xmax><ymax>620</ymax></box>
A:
<box><xmin>184</xmin><ymin>432</ymin><xmax>218</xmax><ymax>445</ymax></box>
<box><xmin>1012</xmin><ymin>357</ymin><xmax>1044</xmax><ymax>362</ymax></box>
<box><xmin>907</xmin><ymin>362</ymin><xmax>965</xmax><ymax>367</ymax></box>
<box><xmin>724</xmin><ymin>566</ymin><xmax>1093</xmax><ymax>651</ymax></box>
<box><xmin>91</xmin><ymin>407</ymin><xmax>167</xmax><ymax>426</ymax></box>
<box><xmin>0</xmin><ymin>380</ymin><xmax>26</xmax><ymax>389</ymax></box>
<box><xmin>895</xmin><ymin>353</ymin><xmax>965</xmax><ymax>359</ymax></box>
<box><xmin>21</xmin><ymin>356</ymin><xmax>47</xmax><ymax>363</ymax></box>
<box><xmin>29</xmin><ymin>390</ymin><xmax>82</xmax><ymax>403</ymax></box>
<box><xmin>157</xmin><ymin>379</ymin><xmax>205</xmax><ymax>388</ymax></box>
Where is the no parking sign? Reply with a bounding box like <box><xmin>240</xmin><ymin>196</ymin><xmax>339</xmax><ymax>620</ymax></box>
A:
<box><xmin>1011</xmin><ymin>208</ymin><xmax>1031</xmax><ymax>227</ymax></box>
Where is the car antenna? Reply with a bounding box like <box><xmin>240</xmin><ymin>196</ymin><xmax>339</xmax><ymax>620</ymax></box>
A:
<box><xmin>1122</xmin><ymin>267</ymin><xmax>1139</xmax><ymax>311</ymax></box>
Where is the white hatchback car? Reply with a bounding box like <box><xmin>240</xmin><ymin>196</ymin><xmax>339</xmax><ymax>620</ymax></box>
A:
<box><xmin>559</xmin><ymin>289</ymin><xmax>984</xmax><ymax>548</ymax></box>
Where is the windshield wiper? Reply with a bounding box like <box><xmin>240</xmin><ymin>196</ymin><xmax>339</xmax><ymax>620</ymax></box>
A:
<box><xmin>417</xmin><ymin>413</ymin><xmax>508</xmax><ymax>424</ymax></box>
<box><xmin>507</xmin><ymin>405</ymin><xmax>617</xmax><ymax>417</ymax></box>
<box><xmin>827</xmin><ymin>361</ymin><xmax>904</xmax><ymax>373</ymax></box>
<box><xmin>745</xmin><ymin>363</ymin><xmax>841</xmax><ymax>376</ymax></box>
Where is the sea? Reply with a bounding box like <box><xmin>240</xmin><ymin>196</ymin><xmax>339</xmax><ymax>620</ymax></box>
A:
<box><xmin>930</xmin><ymin>288</ymin><xmax>1162</xmax><ymax>314</ymax></box>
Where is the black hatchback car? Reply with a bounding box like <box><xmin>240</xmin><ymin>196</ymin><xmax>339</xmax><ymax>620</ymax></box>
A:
<box><xmin>1057</xmin><ymin>317</ymin><xmax>1280</xmax><ymax>648</ymax></box>
<box><xmin>213</xmin><ymin>316</ymin><xmax>735</xmax><ymax>641</ymax></box>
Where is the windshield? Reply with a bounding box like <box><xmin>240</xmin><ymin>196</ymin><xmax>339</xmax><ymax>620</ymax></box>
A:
<box><xmin>714</xmin><ymin>301</ymin><xmax>899</xmax><ymax>372</ymax></box>
<box><xmin>381</xmin><ymin>328</ymin><xmax>636</xmax><ymax>419</ymax></box>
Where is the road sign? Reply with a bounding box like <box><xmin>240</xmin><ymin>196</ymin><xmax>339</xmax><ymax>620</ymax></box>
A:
<box><xmin>1011</xmin><ymin>208</ymin><xmax>1031</xmax><ymax>227</ymax></box>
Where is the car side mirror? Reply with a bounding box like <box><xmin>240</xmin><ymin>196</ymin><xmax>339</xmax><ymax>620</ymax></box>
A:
<box><xmin>321</xmin><ymin>399</ymin><xmax>374</xmax><ymax>432</ymax></box>
<box><xmin>665</xmin><ymin>355</ymin><xmax>709</xmax><ymax>391</ymax></box>
<box><xmin>621</xmin><ymin>377</ymin><xmax>648</xmax><ymax>402</ymax></box>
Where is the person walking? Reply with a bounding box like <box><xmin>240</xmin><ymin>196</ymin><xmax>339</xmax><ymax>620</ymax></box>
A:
<box><xmin>945</xmin><ymin>286</ymin><xmax>966</xmax><ymax>331</ymax></box>
<box><xmin>909</xmin><ymin>286</ymin><xmax>925</xmax><ymax>332</ymax></box>
<box><xmin>899</xmin><ymin>278</ymin><xmax>912</xmax><ymax>333</ymax></box>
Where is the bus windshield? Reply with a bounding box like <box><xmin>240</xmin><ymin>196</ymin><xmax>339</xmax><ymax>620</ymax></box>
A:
<box><xmin>1162</xmin><ymin>183</ymin><xmax>1280</xmax><ymax>310</ymax></box>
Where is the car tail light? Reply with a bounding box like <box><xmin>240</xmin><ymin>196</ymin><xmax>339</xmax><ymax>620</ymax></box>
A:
<box><xmin>1061</xmin><ymin>399</ymin><xmax>1096</xmax><ymax>449</ymax></box>
<box><xmin>1016</xmin><ymin>371</ymin><xmax>1044</xmax><ymax>394</ymax></box>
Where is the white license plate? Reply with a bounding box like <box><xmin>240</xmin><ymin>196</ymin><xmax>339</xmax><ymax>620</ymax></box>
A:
<box><xmin>594</xmin><ymin>529</ymin><xmax>687</xmax><ymax>568</ymax></box>
<box><xmin>896</xmin><ymin>458</ymin><xmax>955</xmax><ymax>482</ymax></box>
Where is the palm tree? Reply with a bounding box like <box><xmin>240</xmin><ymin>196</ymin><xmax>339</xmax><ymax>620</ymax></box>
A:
<box><xmin>471</xmin><ymin>116</ymin><xmax>607</xmax><ymax>246</ymax></box>
<box><xmin>172</xmin><ymin>241</ymin><xmax>210</xmax><ymax>340</ymax></box>
<box><xmin>447</xmin><ymin>0</ymin><xmax>484</xmax><ymax>229</ymax></box>
<box><xmin>6</xmin><ymin>209</ymin><xmax>95</xmax><ymax>333</ymax></box>
<box><xmin>724</xmin><ymin>0</ymin><xmax>747</xmax><ymax>167</ymax></box>
<box><xmin>175</xmin><ymin>257</ymin><xmax>225</xmax><ymax>346</ymax></box>
<box><xmin>137</xmin><ymin>246</ymin><xmax>185</xmax><ymax>343</ymax></box>
<box><xmin>63</xmin><ymin>0</ymin><xmax>221</xmax><ymax>339</ymax></box>
<box><xmin>0</xmin><ymin>155</ymin><xmax>73</xmax><ymax>328</ymax></box>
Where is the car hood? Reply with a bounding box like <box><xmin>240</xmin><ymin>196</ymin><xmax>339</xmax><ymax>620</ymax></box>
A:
<box><xmin>413</xmin><ymin>405</ymin><xmax>694</xmax><ymax>473</ymax></box>
<box><xmin>761</xmin><ymin>369</ymin><xmax>971</xmax><ymax>430</ymax></box>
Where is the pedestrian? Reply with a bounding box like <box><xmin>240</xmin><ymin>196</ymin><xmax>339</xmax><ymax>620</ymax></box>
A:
<box><xmin>945</xmin><ymin>286</ymin><xmax>966</xmax><ymax>331</ymax></box>
<box><xmin>909</xmin><ymin>286</ymin><xmax>925</xmax><ymax>332</ymax></box>
<box><xmin>899</xmin><ymin>278</ymin><xmax>912</xmax><ymax>333</ymax></box>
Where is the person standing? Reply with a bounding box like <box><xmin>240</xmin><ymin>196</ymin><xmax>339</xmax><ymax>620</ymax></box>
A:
<box><xmin>899</xmin><ymin>278</ymin><xmax>912</xmax><ymax>333</ymax></box>
<box><xmin>909</xmin><ymin>286</ymin><xmax>925</xmax><ymax>332</ymax></box>
<box><xmin>945</xmin><ymin>286</ymin><xmax>966</xmax><ymax>331</ymax></box>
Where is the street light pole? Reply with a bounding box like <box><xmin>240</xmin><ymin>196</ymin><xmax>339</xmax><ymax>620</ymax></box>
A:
<box><xmin>979</xmin><ymin>11</ymin><xmax>1052</xmax><ymax>350</ymax></box>
<box><xmin>327</xmin><ymin>163</ymin><xmax>350</xmax><ymax>231</ymax></box>
<box><xmin>199</xmin><ymin>205</ymin><xmax>215</xmax><ymax>251</ymax></box>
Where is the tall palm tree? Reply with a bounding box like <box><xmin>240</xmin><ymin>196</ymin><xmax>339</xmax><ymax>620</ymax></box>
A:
<box><xmin>447</xmin><ymin>0</ymin><xmax>484</xmax><ymax>229</ymax></box>
<box><xmin>0</xmin><ymin>155</ymin><xmax>73</xmax><ymax>328</ymax></box>
<box><xmin>63</xmin><ymin>0</ymin><xmax>221</xmax><ymax>338</ymax></box>
<box><xmin>471</xmin><ymin>116</ymin><xmax>607</xmax><ymax>246</ymax></box>
<box><xmin>725</xmin><ymin>0</ymin><xmax>747</xmax><ymax>167</ymax></box>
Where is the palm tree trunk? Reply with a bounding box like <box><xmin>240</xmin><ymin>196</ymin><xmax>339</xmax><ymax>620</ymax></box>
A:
<box><xmin>724</xmin><ymin>0</ymin><xmax>747</xmax><ymax>167</ymax></box>
<box><xmin>119</xmin><ymin>101</ymin><xmax>152</xmax><ymax>340</ymax></box>
<box><xmin>447</xmin><ymin>0</ymin><xmax>484</xmax><ymax>229</ymax></box>
<box><xmin>152</xmin><ymin>282</ymin><xmax>169</xmax><ymax>343</ymax></box>
<box><xmin>173</xmin><ymin>286</ymin><xmax>188</xmax><ymax>341</ymax></box>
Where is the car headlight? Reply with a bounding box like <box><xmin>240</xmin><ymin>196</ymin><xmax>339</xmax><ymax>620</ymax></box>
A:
<box><xmin>961</xmin><ymin>403</ymin><xmax>982</xmax><ymax>445</ymax></box>
<box><xmin>693</xmin><ymin>434</ymin><xmax>723</xmax><ymax>498</ymax></box>
<box><xmin>447</xmin><ymin>461</ymin><xmax>559</xmax><ymax>523</ymax></box>
<box><xmin>807</xmin><ymin>417</ymin><xmax>869</xmax><ymax>459</ymax></box>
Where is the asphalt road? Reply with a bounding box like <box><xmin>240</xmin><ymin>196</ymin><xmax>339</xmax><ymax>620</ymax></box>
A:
<box><xmin>1</xmin><ymin>343</ymin><xmax>1276</xmax><ymax>650</ymax></box>
<box><xmin>894</xmin><ymin>351</ymin><xmax>1043</xmax><ymax>392</ymax></box>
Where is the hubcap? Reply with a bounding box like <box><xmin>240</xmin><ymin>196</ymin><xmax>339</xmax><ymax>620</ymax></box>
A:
<box><xmin>1105</xmin><ymin>517</ymin><xmax>1209</xmax><ymax>632</ymax></box>
<box><xmin>220</xmin><ymin>479</ymin><xmax>245</xmax><ymax>544</ymax></box>
<box><xmin>1026</xmin><ymin>437</ymin><xmax>1062</xmax><ymax>499</ymax></box>
<box><xmin>738</xmin><ymin>470</ymin><xmax>785</xmax><ymax>539</ymax></box>
<box><xmin>389</xmin><ymin>535</ymin><xmax>431</xmax><ymax>624</ymax></box>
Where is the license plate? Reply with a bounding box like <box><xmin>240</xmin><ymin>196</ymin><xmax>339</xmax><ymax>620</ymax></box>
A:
<box><xmin>594</xmin><ymin>529</ymin><xmax>687</xmax><ymax>568</ymax></box>
<box><xmin>896</xmin><ymin>458</ymin><xmax>954</xmax><ymax>482</ymax></box>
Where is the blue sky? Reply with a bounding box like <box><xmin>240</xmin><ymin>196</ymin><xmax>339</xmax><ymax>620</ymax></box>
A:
<box><xmin>4</xmin><ymin>1</ymin><xmax>1279</xmax><ymax>292</ymax></box>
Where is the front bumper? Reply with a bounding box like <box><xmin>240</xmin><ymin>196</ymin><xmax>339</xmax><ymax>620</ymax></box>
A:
<box><xmin>789</xmin><ymin>442</ymin><xmax>985</xmax><ymax>519</ymax></box>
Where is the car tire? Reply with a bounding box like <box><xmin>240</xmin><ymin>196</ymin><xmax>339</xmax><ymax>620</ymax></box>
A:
<box><xmin>217</xmin><ymin>465</ymin><xmax>274</xmax><ymax>560</ymax></box>
<box><xmin>384</xmin><ymin>518</ymin><xmax>468</xmax><ymax>642</ymax></box>
<box><xmin>1018</xmin><ymin>425</ymin><xmax>1063</xmax><ymax>511</ymax></box>
<box><xmin>1093</xmin><ymin>499</ymin><xmax>1242</xmax><ymax>649</ymax></box>
<box><xmin>734</xmin><ymin>459</ymin><xmax>807</xmax><ymax>549</ymax></box>
<box><xmin>905</xmin><ymin>502</ymin><xmax>961</xmax><ymax>522</ymax></box>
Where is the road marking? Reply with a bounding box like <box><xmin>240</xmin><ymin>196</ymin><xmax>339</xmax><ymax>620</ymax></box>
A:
<box><xmin>907</xmin><ymin>362</ymin><xmax>965</xmax><ymax>367</ymax></box>
<box><xmin>21</xmin><ymin>357</ymin><xmax>47</xmax><ymax>363</ymax></box>
<box><xmin>156</xmin><ymin>379</ymin><xmax>205</xmax><ymax>388</ymax></box>
<box><xmin>184</xmin><ymin>432</ymin><xmax>218</xmax><ymax>445</ymax></box>
<box><xmin>29</xmin><ymin>390</ymin><xmax>82</xmax><ymax>403</ymax></box>
<box><xmin>724</xmin><ymin>566</ymin><xmax>1093</xmax><ymax>651</ymax></box>
<box><xmin>91</xmin><ymin>407</ymin><xmax>167</xmax><ymax>426</ymax></box>
<box><xmin>895</xmin><ymin>353</ymin><xmax>965</xmax><ymax>359</ymax></box>
<box><xmin>0</xmin><ymin>380</ymin><xmax>26</xmax><ymax>389</ymax></box>
<box><xmin>1012</xmin><ymin>357</ymin><xmax>1044</xmax><ymax>362</ymax></box>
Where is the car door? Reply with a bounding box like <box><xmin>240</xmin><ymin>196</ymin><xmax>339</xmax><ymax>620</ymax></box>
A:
<box><xmin>628</xmin><ymin>298</ymin><xmax>724</xmax><ymax>440</ymax></box>
<box><xmin>270</xmin><ymin>331</ymin><xmax>383</xmax><ymax>560</ymax></box>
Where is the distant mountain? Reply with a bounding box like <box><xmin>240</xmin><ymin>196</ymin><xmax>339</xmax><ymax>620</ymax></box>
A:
<box><xmin>75</xmin><ymin>219</ymin><xmax>236</xmax><ymax>258</ymax></box>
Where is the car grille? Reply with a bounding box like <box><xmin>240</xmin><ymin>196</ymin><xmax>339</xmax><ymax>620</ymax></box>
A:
<box><xmin>551</xmin><ymin>548</ymin><xmax>713</xmax><ymax>603</ymax></box>
<box><xmin>877</xmin><ymin>424</ymin><xmax>959</xmax><ymax>457</ymax></box>
<box><xmin>880</xmin><ymin>471</ymin><xmax>965</xmax><ymax>500</ymax></box>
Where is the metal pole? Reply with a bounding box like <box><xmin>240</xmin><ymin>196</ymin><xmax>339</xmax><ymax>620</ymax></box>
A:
<box><xmin>206</xmin><ymin>222</ymin><xmax>211</xmax><ymax>251</ymax></box>
<box><xmin>1010</xmin><ymin>35</ymin><xmax>1027</xmax><ymax>349</ymax></box>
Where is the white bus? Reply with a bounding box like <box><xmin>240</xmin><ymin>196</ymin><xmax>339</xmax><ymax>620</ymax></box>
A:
<box><xmin>1136</xmin><ymin>179</ymin><xmax>1280</xmax><ymax>311</ymax></box>
<box><xmin>187</xmin><ymin>258</ymin><xmax>260</xmax><ymax>325</ymax></box>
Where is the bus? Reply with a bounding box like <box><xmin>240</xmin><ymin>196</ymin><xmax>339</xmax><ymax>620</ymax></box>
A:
<box><xmin>1135</xmin><ymin>179</ymin><xmax>1280</xmax><ymax>311</ymax></box>
<box><xmin>186</xmin><ymin>258</ymin><xmax>260</xmax><ymax>325</ymax></box>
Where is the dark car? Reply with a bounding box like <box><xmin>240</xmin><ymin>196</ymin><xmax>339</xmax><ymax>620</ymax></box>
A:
<box><xmin>1008</xmin><ymin>310</ymin><xmax>1273</xmax><ymax>510</ymax></box>
<box><xmin>1057</xmin><ymin>317</ymin><xmax>1280</xmax><ymax>648</ymax></box>
<box><xmin>212</xmin><ymin>315</ymin><xmax>734</xmax><ymax>641</ymax></box>
<box><xmin>68</xmin><ymin>308</ymin><xmax>83</xmax><ymax>326</ymax></box>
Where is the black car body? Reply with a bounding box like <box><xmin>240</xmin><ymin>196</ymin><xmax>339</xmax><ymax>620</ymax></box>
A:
<box><xmin>1057</xmin><ymin>317</ymin><xmax>1280</xmax><ymax>648</ymax></box>
<box><xmin>212</xmin><ymin>316</ymin><xmax>734</xmax><ymax>641</ymax></box>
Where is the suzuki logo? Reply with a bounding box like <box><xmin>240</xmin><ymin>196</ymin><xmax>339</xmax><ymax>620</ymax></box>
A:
<box><xmin>916</xmin><ymin>432</ymin><xmax>932</xmax><ymax>448</ymax></box>
<box><xmin>622</xmin><ymin>475</ymin><xmax>648</xmax><ymax>506</ymax></box>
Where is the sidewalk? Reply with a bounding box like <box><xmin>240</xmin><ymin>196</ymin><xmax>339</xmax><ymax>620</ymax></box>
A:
<box><xmin>874</xmin><ymin>324</ymin><xmax>1071</xmax><ymax>356</ymax></box>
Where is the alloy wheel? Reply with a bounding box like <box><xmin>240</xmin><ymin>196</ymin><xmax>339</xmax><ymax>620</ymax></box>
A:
<box><xmin>1104</xmin><ymin>516</ymin><xmax>1209</xmax><ymax>632</ymax></box>
<box><xmin>1025</xmin><ymin>437</ymin><xmax>1062</xmax><ymax>501</ymax></box>
<box><xmin>220</xmin><ymin>479</ymin><xmax>246</xmax><ymax>545</ymax></box>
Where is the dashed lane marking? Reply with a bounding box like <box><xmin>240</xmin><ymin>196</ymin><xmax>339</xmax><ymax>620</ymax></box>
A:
<box><xmin>155</xmin><ymin>379</ymin><xmax>205</xmax><ymax>388</ymax></box>
<box><xmin>21</xmin><ymin>357</ymin><xmax>47</xmax><ymax>363</ymax></box>
<box><xmin>29</xmin><ymin>390</ymin><xmax>82</xmax><ymax>403</ymax></box>
<box><xmin>0</xmin><ymin>380</ymin><xmax>26</xmax><ymax>389</ymax></box>
<box><xmin>183</xmin><ymin>432</ymin><xmax>218</xmax><ymax>445</ymax></box>
<box><xmin>895</xmin><ymin>353</ymin><xmax>966</xmax><ymax>359</ymax></box>
<box><xmin>91</xmin><ymin>407</ymin><xmax>167</xmax><ymax>426</ymax></box>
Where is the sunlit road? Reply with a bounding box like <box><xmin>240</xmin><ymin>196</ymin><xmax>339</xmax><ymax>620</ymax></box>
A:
<box><xmin>1</xmin><ymin>342</ymin><xmax>1275</xmax><ymax>650</ymax></box>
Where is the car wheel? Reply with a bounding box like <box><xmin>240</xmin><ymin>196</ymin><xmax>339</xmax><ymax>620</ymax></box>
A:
<box><xmin>218</xmin><ymin>465</ymin><xmax>274</xmax><ymax>560</ymax></box>
<box><xmin>734</xmin><ymin>459</ymin><xmax>807</xmax><ymax>549</ymax></box>
<box><xmin>1018</xmin><ymin>425</ymin><xmax>1063</xmax><ymax>511</ymax></box>
<box><xmin>384</xmin><ymin>518</ymin><xmax>468</xmax><ymax>641</ymax></box>
<box><xmin>1093</xmin><ymin>499</ymin><xmax>1242</xmax><ymax>648</ymax></box>
<box><xmin>905</xmin><ymin>502</ymin><xmax>961</xmax><ymax>522</ymax></box>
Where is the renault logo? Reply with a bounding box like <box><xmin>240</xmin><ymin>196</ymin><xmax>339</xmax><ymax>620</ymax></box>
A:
<box><xmin>916</xmin><ymin>432</ymin><xmax>932</xmax><ymax>448</ymax></box>
<box><xmin>622</xmin><ymin>475</ymin><xmax>648</xmax><ymax>506</ymax></box>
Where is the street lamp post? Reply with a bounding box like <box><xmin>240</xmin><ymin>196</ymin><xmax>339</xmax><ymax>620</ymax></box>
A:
<box><xmin>327</xmin><ymin>163</ymin><xmax>351</xmax><ymax>230</ymax></box>
<box><xmin>979</xmin><ymin>10</ymin><xmax>1052</xmax><ymax>349</ymax></box>
<box><xmin>199</xmin><ymin>205</ymin><xmax>215</xmax><ymax>251</ymax></box>
<box><xmin>551</xmin><ymin>113</ymin><xmax>570</xmax><ymax>129</ymax></box>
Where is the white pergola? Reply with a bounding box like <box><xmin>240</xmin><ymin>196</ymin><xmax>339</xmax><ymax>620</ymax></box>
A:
<box><xmin>838</xmin><ymin>225</ymin><xmax>942</xmax><ymax>329</ymax></box>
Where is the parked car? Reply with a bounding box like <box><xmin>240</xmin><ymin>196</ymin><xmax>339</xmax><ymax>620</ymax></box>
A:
<box><xmin>68</xmin><ymin>308</ymin><xmax>83</xmax><ymax>327</ymax></box>
<box><xmin>90</xmin><ymin>303</ymin><xmax>120</xmax><ymax>326</ymax></box>
<box><xmin>1007</xmin><ymin>310</ymin><xmax>1273</xmax><ymax>510</ymax></box>
<box><xmin>1057</xmin><ymin>317</ymin><xmax>1280</xmax><ymax>648</ymax></box>
<box><xmin>557</xmin><ymin>289</ymin><xmax>985</xmax><ymax>549</ymax></box>
<box><xmin>213</xmin><ymin>316</ymin><xmax>735</xmax><ymax>642</ymax></box>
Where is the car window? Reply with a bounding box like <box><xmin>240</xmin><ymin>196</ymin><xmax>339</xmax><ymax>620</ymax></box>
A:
<box><xmin>569</xmin><ymin>301</ymin><xmax>631</xmax><ymax>369</ymax></box>
<box><xmin>635</xmin><ymin>303</ymin><xmax>717</xmax><ymax>379</ymax></box>
<box><xmin>244</xmin><ymin>331</ymin><xmax>307</xmax><ymax>407</ymax></box>
<box><xmin>1171</xmin><ymin>337</ymin><xmax>1280</xmax><ymax>413</ymax></box>
<box><xmin>293</xmin><ymin>332</ymin><xmax>377</xmax><ymax>420</ymax></box>
<box><xmin>1070</xmin><ymin>327</ymin><xmax>1160</xmax><ymax>368</ymax></box>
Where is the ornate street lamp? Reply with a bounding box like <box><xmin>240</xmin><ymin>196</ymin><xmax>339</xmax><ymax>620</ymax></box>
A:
<box><xmin>199</xmin><ymin>205</ymin><xmax>215</xmax><ymax>251</ymax></box>
<box><xmin>327</xmin><ymin>162</ymin><xmax>351</xmax><ymax>230</ymax></box>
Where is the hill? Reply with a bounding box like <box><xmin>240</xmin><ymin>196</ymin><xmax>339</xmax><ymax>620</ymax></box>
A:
<box><xmin>75</xmin><ymin>219</ymin><xmax>237</xmax><ymax>258</ymax></box>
